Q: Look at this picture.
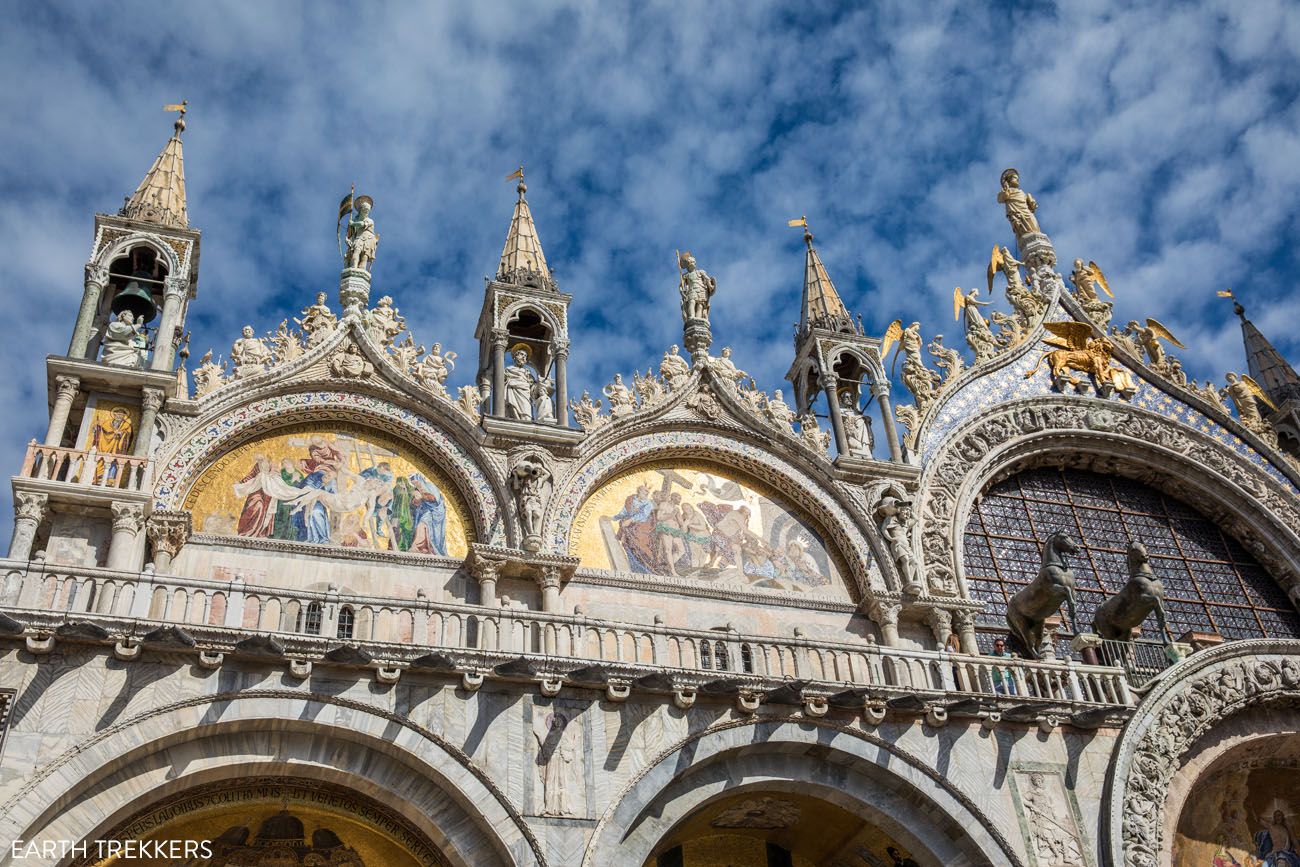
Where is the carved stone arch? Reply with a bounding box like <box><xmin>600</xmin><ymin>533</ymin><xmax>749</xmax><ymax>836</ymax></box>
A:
<box><xmin>821</xmin><ymin>341</ymin><xmax>887</xmax><ymax>387</ymax></box>
<box><xmin>1101</xmin><ymin>638</ymin><xmax>1300</xmax><ymax>867</ymax></box>
<box><xmin>582</xmin><ymin>716</ymin><xmax>1021</xmax><ymax>867</ymax></box>
<box><xmin>0</xmin><ymin>689</ymin><xmax>538</xmax><ymax>866</ymax></box>
<box><xmin>93</xmin><ymin>230</ymin><xmax>185</xmax><ymax>281</ymax></box>
<box><xmin>153</xmin><ymin>388</ymin><xmax>509</xmax><ymax>547</ymax></box>
<box><xmin>545</xmin><ymin>430</ymin><xmax>886</xmax><ymax>600</ymax></box>
<box><xmin>916</xmin><ymin>396</ymin><xmax>1300</xmax><ymax>603</ymax></box>
<box><xmin>500</xmin><ymin>298</ymin><xmax>565</xmax><ymax>339</ymax></box>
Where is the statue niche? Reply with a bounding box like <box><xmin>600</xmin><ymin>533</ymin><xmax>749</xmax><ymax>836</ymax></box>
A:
<box><xmin>93</xmin><ymin>245</ymin><xmax>164</xmax><ymax>365</ymax></box>
<box><xmin>486</xmin><ymin>306</ymin><xmax>561</xmax><ymax>425</ymax></box>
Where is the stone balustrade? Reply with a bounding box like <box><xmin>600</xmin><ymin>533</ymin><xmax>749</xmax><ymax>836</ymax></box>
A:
<box><xmin>0</xmin><ymin>558</ymin><xmax>1133</xmax><ymax>710</ymax></box>
<box><xmin>18</xmin><ymin>441</ymin><xmax>151</xmax><ymax>492</ymax></box>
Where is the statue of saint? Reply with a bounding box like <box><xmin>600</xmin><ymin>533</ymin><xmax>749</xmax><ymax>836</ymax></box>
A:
<box><xmin>838</xmin><ymin>389</ymin><xmax>874</xmax><ymax>456</ymax></box>
<box><xmin>765</xmin><ymin>389</ymin><xmax>795</xmax><ymax>428</ymax></box>
<box><xmin>711</xmin><ymin>347</ymin><xmax>748</xmax><ymax>385</ymax></box>
<box><xmin>659</xmin><ymin>344</ymin><xmax>690</xmax><ymax>391</ymax></box>
<box><xmin>231</xmin><ymin>325</ymin><xmax>273</xmax><ymax>378</ymax></box>
<box><xmin>296</xmin><ymin>292</ymin><xmax>337</xmax><ymax>346</ymax></box>
<box><xmin>344</xmin><ymin>195</ymin><xmax>380</xmax><ymax>272</ymax></box>
<box><xmin>366</xmin><ymin>295</ymin><xmax>405</xmax><ymax>347</ymax></box>
<box><xmin>997</xmin><ymin>168</ymin><xmax>1041</xmax><ymax>239</ymax></box>
<box><xmin>603</xmin><ymin>374</ymin><xmax>635</xmax><ymax>417</ymax></box>
<box><xmin>100</xmin><ymin>310</ymin><xmax>148</xmax><ymax>368</ymax></box>
<box><xmin>503</xmin><ymin>345</ymin><xmax>550</xmax><ymax>421</ymax></box>
<box><xmin>510</xmin><ymin>456</ymin><xmax>551</xmax><ymax>539</ymax></box>
<box><xmin>677</xmin><ymin>251</ymin><xmax>716</xmax><ymax>323</ymax></box>
<box><xmin>415</xmin><ymin>343</ymin><xmax>457</xmax><ymax>396</ymax></box>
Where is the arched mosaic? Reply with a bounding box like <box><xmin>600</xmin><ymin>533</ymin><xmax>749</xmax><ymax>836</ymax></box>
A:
<box><xmin>184</xmin><ymin>423</ymin><xmax>472</xmax><ymax>557</ymax></box>
<box><xmin>963</xmin><ymin>467</ymin><xmax>1300</xmax><ymax>641</ymax></box>
<box><xmin>570</xmin><ymin>462</ymin><xmax>848</xmax><ymax>597</ymax></box>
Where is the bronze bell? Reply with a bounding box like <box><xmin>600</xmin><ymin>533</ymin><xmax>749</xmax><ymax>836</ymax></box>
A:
<box><xmin>110</xmin><ymin>269</ymin><xmax>159</xmax><ymax>323</ymax></box>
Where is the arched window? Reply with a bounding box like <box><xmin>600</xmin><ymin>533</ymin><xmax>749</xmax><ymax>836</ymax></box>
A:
<box><xmin>699</xmin><ymin>639</ymin><xmax>713</xmax><ymax>669</ymax></box>
<box><xmin>963</xmin><ymin>467</ymin><xmax>1300</xmax><ymax>644</ymax></box>
<box><xmin>336</xmin><ymin>606</ymin><xmax>355</xmax><ymax>639</ymax></box>
<box><xmin>303</xmin><ymin>602</ymin><xmax>322</xmax><ymax>635</ymax></box>
<box><xmin>740</xmin><ymin>643</ymin><xmax>754</xmax><ymax>673</ymax></box>
<box><xmin>714</xmin><ymin>642</ymin><xmax>730</xmax><ymax>671</ymax></box>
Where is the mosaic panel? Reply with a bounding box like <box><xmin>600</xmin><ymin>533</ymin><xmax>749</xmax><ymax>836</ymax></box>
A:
<box><xmin>963</xmin><ymin>467</ymin><xmax>1300</xmax><ymax>640</ymax></box>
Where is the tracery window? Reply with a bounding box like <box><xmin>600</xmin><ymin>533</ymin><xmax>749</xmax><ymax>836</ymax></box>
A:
<box><xmin>963</xmin><ymin>468</ymin><xmax>1300</xmax><ymax>642</ymax></box>
<box><xmin>336</xmin><ymin>606</ymin><xmax>355</xmax><ymax>639</ymax></box>
<box><xmin>303</xmin><ymin>601</ymin><xmax>322</xmax><ymax>636</ymax></box>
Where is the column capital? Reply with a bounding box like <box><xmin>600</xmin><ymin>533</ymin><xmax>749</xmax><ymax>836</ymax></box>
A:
<box><xmin>552</xmin><ymin>339</ymin><xmax>570</xmax><ymax>359</ymax></box>
<box><xmin>84</xmin><ymin>262</ymin><xmax>109</xmax><ymax>288</ymax></box>
<box><xmin>14</xmin><ymin>491</ymin><xmax>48</xmax><ymax>523</ymax></box>
<box><xmin>145</xmin><ymin>509</ymin><xmax>192</xmax><ymax>557</ymax></box>
<box><xmin>163</xmin><ymin>276</ymin><xmax>189</xmax><ymax>298</ymax></box>
<box><xmin>870</xmin><ymin>378</ymin><xmax>892</xmax><ymax>398</ymax></box>
<box><xmin>868</xmin><ymin>598</ymin><xmax>902</xmax><ymax>628</ymax></box>
<box><xmin>141</xmin><ymin>387</ymin><xmax>166</xmax><ymax>413</ymax></box>
<box><xmin>925</xmin><ymin>607</ymin><xmax>954</xmax><ymax>644</ymax></box>
<box><xmin>471</xmin><ymin>558</ymin><xmax>503</xmax><ymax>584</ymax></box>
<box><xmin>110</xmin><ymin>502</ymin><xmax>146</xmax><ymax>534</ymax></box>
<box><xmin>54</xmin><ymin>375</ymin><xmax>80</xmax><ymax>401</ymax></box>
<box><xmin>490</xmin><ymin>328</ymin><xmax>510</xmax><ymax>350</ymax></box>
<box><xmin>538</xmin><ymin>565</ymin><xmax>564</xmax><ymax>593</ymax></box>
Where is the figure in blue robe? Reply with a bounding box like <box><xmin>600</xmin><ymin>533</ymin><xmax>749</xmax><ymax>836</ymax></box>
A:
<box><xmin>409</xmin><ymin>473</ymin><xmax>447</xmax><ymax>555</ymax></box>
<box><xmin>297</xmin><ymin>469</ymin><xmax>336</xmax><ymax>545</ymax></box>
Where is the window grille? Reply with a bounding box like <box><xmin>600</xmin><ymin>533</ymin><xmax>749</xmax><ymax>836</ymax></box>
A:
<box><xmin>336</xmin><ymin>606</ymin><xmax>355</xmax><ymax>639</ymax></box>
<box><xmin>303</xmin><ymin>601</ymin><xmax>322</xmax><ymax>635</ymax></box>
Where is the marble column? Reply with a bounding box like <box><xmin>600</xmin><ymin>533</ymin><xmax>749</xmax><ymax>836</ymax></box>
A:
<box><xmin>554</xmin><ymin>339</ymin><xmax>569</xmax><ymax>427</ymax></box>
<box><xmin>926</xmin><ymin>607</ymin><xmax>954</xmax><ymax>647</ymax></box>
<box><xmin>473</xmin><ymin>559</ymin><xmax>501</xmax><ymax>608</ymax></box>
<box><xmin>872</xmin><ymin>600</ymin><xmax>902</xmax><ymax>648</ymax></box>
<box><xmin>132</xmin><ymin>388</ymin><xmax>165</xmax><ymax>459</ymax></box>
<box><xmin>145</xmin><ymin>509</ymin><xmax>192</xmax><ymax>572</ymax></box>
<box><xmin>69</xmin><ymin>264</ymin><xmax>108</xmax><ymax>359</ymax></box>
<box><xmin>106</xmin><ymin>502</ymin><xmax>145</xmax><ymax>571</ymax></box>
<box><xmin>150</xmin><ymin>277</ymin><xmax>188</xmax><ymax>371</ymax></box>
<box><xmin>538</xmin><ymin>566</ymin><xmax>563</xmax><ymax>613</ymax></box>
<box><xmin>873</xmin><ymin>381</ymin><xmax>904</xmax><ymax>462</ymax></box>
<box><xmin>953</xmin><ymin>610</ymin><xmax>979</xmax><ymax>656</ymax></box>
<box><xmin>823</xmin><ymin>380</ymin><xmax>849</xmax><ymax>456</ymax></box>
<box><xmin>490</xmin><ymin>329</ymin><xmax>508</xmax><ymax>417</ymax></box>
<box><xmin>8</xmin><ymin>492</ymin><xmax>48</xmax><ymax>561</ymax></box>
<box><xmin>44</xmin><ymin>375</ymin><xmax>80</xmax><ymax>446</ymax></box>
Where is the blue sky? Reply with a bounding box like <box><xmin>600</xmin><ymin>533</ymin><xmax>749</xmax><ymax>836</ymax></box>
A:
<box><xmin>2</xmin><ymin>1</ymin><xmax>1299</xmax><ymax>534</ymax></box>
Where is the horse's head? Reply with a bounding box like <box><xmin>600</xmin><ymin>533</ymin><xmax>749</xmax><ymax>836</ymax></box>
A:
<box><xmin>1127</xmin><ymin>541</ymin><xmax>1149</xmax><ymax>572</ymax></box>
<box><xmin>1046</xmin><ymin>531</ymin><xmax>1080</xmax><ymax>557</ymax></box>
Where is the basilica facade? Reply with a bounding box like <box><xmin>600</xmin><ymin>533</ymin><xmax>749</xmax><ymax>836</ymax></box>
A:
<box><xmin>1</xmin><ymin>110</ymin><xmax>1299</xmax><ymax>867</ymax></box>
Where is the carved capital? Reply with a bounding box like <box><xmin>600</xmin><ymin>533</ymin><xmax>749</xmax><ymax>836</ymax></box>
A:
<box><xmin>141</xmin><ymin>387</ymin><xmax>165</xmax><ymax>413</ymax></box>
<box><xmin>14</xmin><ymin>492</ymin><xmax>48</xmax><ymax>524</ymax></box>
<box><xmin>54</xmin><ymin>375</ymin><xmax>80</xmax><ymax>403</ymax></box>
<box><xmin>538</xmin><ymin>565</ymin><xmax>564</xmax><ymax>592</ymax></box>
<box><xmin>952</xmin><ymin>609</ymin><xmax>977</xmax><ymax>632</ymax></box>
<box><xmin>552</xmin><ymin>339</ymin><xmax>570</xmax><ymax>360</ymax></box>
<box><xmin>490</xmin><ymin>328</ymin><xmax>510</xmax><ymax>350</ymax></box>
<box><xmin>84</xmin><ymin>262</ymin><xmax>109</xmax><ymax>289</ymax></box>
<box><xmin>163</xmin><ymin>276</ymin><xmax>188</xmax><ymax>298</ymax></box>
<box><xmin>869</xmin><ymin>599</ymin><xmax>902</xmax><ymax>628</ymax></box>
<box><xmin>471</xmin><ymin>558</ymin><xmax>503</xmax><ymax>585</ymax></box>
<box><xmin>925</xmin><ymin>607</ymin><xmax>954</xmax><ymax>644</ymax></box>
<box><xmin>110</xmin><ymin>502</ymin><xmax>145</xmax><ymax>534</ymax></box>
<box><xmin>145</xmin><ymin>509</ymin><xmax>192</xmax><ymax>557</ymax></box>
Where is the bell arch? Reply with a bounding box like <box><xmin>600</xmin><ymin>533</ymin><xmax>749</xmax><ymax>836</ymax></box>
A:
<box><xmin>546</xmin><ymin>430</ymin><xmax>886</xmax><ymax>599</ymax></box>
<box><xmin>153</xmin><ymin>389</ymin><xmax>509</xmax><ymax>548</ymax></box>
<box><xmin>915</xmin><ymin>397</ymin><xmax>1300</xmax><ymax>605</ymax></box>
<box><xmin>582</xmin><ymin>717</ymin><xmax>1021</xmax><ymax>866</ymax></box>
<box><xmin>93</xmin><ymin>230</ymin><xmax>185</xmax><ymax>281</ymax></box>
<box><xmin>0</xmin><ymin>690</ymin><xmax>539</xmax><ymax>866</ymax></box>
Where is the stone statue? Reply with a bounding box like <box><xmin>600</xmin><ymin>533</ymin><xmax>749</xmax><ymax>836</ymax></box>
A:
<box><xmin>838</xmin><ymin>390</ymin><xmax>873</xmax><ymax>456</ymax></box>
<box><xmin>100</xmin><ymin>310</ymin><xmax>149</xmax><ymax>368</ymax></box>
<box><xmin>366</xmin><ymin>295</ymin><xmax>405</xmax><ymax>347</ymax></box>
<box><xmin>876</xmin><ymin>496</ymin><xmax>921</xmax><ymax>593</ymax></box>
<box><xmin>798</xmin><ymin>413</ymin><xmax>830</xmax><ymax>452</ymax></box>
<box><xmin>659</xmin><ymin>344</ymin><xmax>690</xmax><ymax>391</ymax></box>
<box><xmin>534</xmin><ymin>710</ymin><xmax>580</xmax><ymax>817</ymax></box>
<box><xmin>1006</xmin><ymin>531</ymin><xmax>1080</xmax><ymax>660</ymax></box>
<box><xmin>455</xmin><ymin>384</ymin><xmax>482</xmax><ymax>422</ymax></box>
<box><xmin>230</xmin><ymin>325</ymin><xmax>273</xmax><ymax>378</ymax></box>
<box><xmin>1019</xmin><ymin>772</ymin><xmax>1086</xmax><ymax>867</ymax></box>
<box><xmin>1166</xmin><ymin>358</ymin><xmax>1187</xmax><ymax>386</ymax></box>
<box><xmin>329</xmin><ymin>343</ymin><xmax>373</xmax><ymax>379</ymax></box>
<box><xmin>765</xmin><ymin>389</ymin><xmax>795</xmax><ymax>429</ymax></box>
<box><xmin>997</xmin><ymin>168</ymin><xmax>1041</xmax><ymax>240</ymax></box>
<box><xmin>344</xmin><ymin>195</ymin><xmax>379</xmax><ymax>272</ymax></box>
<box><xmin>1192</xmin><ymin>378</ymin><xmax>1229</xmax><ymax>413</ymax></box>
<box><xmin>894</xmin><ymin>321</ymin><xmax>942</xmax><ymax>411</ymax></box>
<box><xmin>1093</xmin><ymin>542</ymin><xmax>1170</xmax><ymax>647</ymax></box>
<box><xmin>569</xmin><ymin>391</ymin><xmax>606</xmax><ymax>431</ymax></box>
<box><xmin>927</xmin><ymin>334</ymin><xmax>964</xmax><ymax>384</ymax></box>
<box><xmin>711</xmin><ymin>347</ymin><xmax>748</xmax><ymax>386</ymax></box>
<box><xmin>270</xmin><ymin>320</ymin><xmax>303</xmax><ymax>364</ymax></box>
<box><xmin>1129</xmin><ymin>318</ymin><xmax>1185</xmax><ymax>372</ymax></box>
<box><xmin>603</xmin><ymin>374</ymin><xmax>635</xmax><ymax>418</ymax></box>
<box><xmin>295</xmin><ymin>292</ymin><xmax>337</xmax><ymax>346</ymax></box>
<box><xmin>510</xmin><ymin>455</ymin><xmax>551</xmax><ymax>545</ymax></box>
<box><xmin>677</xmin><ymin>251</ymin><xmax>716</xmax><ymax>323</ymax></box>
<box><xmin>415</xmin><ymin>343</ymin><xmax>457</xmax><ymax>396</ymax></box>
<box><xmin>990</xmin><ymin>245</ymin><xmax>1046</xmax><ymax>324</ymax></box>
<box><xmin>192</xmin><ymin>350</ymin><xmax>226</xmax><ymax>397</ymax></box>
<box><xmin>953</xmin><ymin>287</ymin><xmax>998</xmax><ymax>363</ymax></box>
<box><xmin>503</xmin><ymin>345</ymin><xmax>545</xmax><ymax>421</ymax></box>
<box><xmin>1223</xmin><ymin>372</ymin><xmax>1276</xmax><ymax>438</ymax></box>
<box><xmin>533</xmin><ymin>374</ymin><xmax>557</xmax><ymax>423</ymax></box>
<box><xmin>390</xmin><ymin>334</ymin><xmax>424</xmax><ymax>374</ymax></box>
<box><xmin>1068</xmin><ymin>259</ymin><xmax>1115</xmax><ymax>329</ymax></box>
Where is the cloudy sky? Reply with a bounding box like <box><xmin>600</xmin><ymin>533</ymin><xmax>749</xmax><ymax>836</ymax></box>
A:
<box><xmin>2</xmin><ymin>1</ymin><xmax>1298</xmax><ymax>533</ymax></box>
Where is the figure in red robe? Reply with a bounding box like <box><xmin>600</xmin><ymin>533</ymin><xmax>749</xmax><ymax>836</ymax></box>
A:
<box><xmin>235</xmin><ymin>455</ymin><xmax>276</xmax><ymax>537</ymax></box>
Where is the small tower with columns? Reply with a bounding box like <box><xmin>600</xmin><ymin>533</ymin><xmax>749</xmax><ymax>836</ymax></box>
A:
<box><xmin>1235</xmin><ymin>298</ymin><xmax>1300</xmax><ymax>458</ymax></box>
<box><xmin>784</xmin><ymin>220</ymin><xmax>902</xmax><ymax>462</ymax></box>
<box><xmin>9</xmin><ymin>105</ymin><xmax>200</xmax><ymax>572</ymax></box>
<box><xmin>474</xmin><ymin>170</ymin><xmax>576</xmax><ymax>434</ymax></box>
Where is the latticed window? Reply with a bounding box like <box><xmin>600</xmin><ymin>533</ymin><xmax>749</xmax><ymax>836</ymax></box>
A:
<box><xmin>699</xmin><ymin>639</ymin><xmax>713</xmax><ymax>669</ymax></box>
<box><xmin>963</xmin><ymin>468</ymin><xmax>1300</xmax><ymax>643</ymax></box>
<box><xmin>336</xmin><ymin>606</ymin><xmax>355</xmax><ymax>639</ymax></box>
<box><xmin>303</xmin><ymin>601</ymin><xmax>323</xmax><ymax>635</ymax></box>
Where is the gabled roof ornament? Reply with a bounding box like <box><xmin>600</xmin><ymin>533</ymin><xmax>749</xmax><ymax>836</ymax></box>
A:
<box><xmin>789</xmin><ymin>216</ymin><xmax>855</xmax><ymax>338</ymax></box>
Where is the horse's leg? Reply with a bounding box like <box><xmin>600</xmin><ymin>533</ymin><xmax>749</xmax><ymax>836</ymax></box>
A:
<box><xmin>1065</xmin><ymin>587</ymin><xmax>1079</xmax><ymax>637</ymax></box>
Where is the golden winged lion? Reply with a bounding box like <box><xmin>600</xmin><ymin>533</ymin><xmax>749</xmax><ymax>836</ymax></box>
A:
<box><xmin>1025</xmin><ymin>321</ymin><xmax>1128</xmax><ymax>390</ymax></box>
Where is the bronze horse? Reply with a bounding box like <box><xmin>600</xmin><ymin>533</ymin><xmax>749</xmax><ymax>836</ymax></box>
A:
<box><xmin>1007</xmin><ymin>531</ymin><xmax>1080</xmax><ymax>659</ymax></box>
<box><xmin>1093</xmin><ymin>542</ymin><xmax>1169</xmax><ymax>645</ymax></box>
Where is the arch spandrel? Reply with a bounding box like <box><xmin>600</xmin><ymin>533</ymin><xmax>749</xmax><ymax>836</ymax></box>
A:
<box><xmin>93</xmin><ymin>229</ymin><xmax>188</xmax><ymax>281</ymax></box>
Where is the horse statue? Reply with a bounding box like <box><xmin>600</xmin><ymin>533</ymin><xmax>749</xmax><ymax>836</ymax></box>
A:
<box><xmin>1092</xmin><ymin>542</ymin><xmax>1169</xmax><ymax>646</ymax></box>
<box><xmin>1006</xmin><ymin>531</ymin><xmax>1080</xmax><ymax>660</ymax></box>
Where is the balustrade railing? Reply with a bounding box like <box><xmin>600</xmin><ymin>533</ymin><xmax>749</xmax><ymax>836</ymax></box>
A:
<box><xmin>0</xmin><ymin>559</ymin><xmax>1133</xmax><ymax>707</ymax></box>
<box><xmin>18</xmin><ymin>441</ymin><xmax>151</xmax><ymax>492</ymax></box>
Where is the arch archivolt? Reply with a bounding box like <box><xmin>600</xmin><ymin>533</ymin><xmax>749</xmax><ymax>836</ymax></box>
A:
<box><xmin>499</xmin><ymin>298</ymin><xmax>565</xmax><ymax>339</ymax></box>
<box><xmin>0</xmin><ymin>690</ymin><xmax>538</xmax><ymax>866</ymax></box>
<box><xmin>544</xmin><ymin>429</ymin><xmax>887</xmax><ymax>598</ymax></box>
<box><xmin>582</xmin><ymin>716</ymin><xmax>1022</xmax><ymax>867</ymax></box>
<box><xmin>154</xmin><ymin>385</ymin><xmax>509</xmax><ymax>547</ymax></box>
<box><xmin>916</xmin><ymin>396</ymin><xmax>1300</xmax><ymax>601</ymax></box>
<box><xmin>820</xmin><ymin>340</ymin><xmax>887</xmax><ymax>385</ymax></box>
<box><xmin>1101</xmin><ymin>638</ymin><xmax>1300</xmax><ymax>867</ymax></box>
<box><xmin>92</xmin><ymin>230</ymin><xmax>186</xmax><ymax>281</ymax></box>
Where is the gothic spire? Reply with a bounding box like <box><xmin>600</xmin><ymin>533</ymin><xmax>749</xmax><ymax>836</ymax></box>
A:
<box><xmin>120</xmin><ymin>104</ymin><xmax>189</xmax><ymax>229</ymax></box>
<box><xmin>1235</xmin><ymin>300</ymin><xmax>1300</xmax><ymax>405</ymax></box>
<box><xmin>498</xmin><ymin>168</ymin><xmax>552</xmax><ymax>287</ymax></box>
<box><xmin>797</xmin><ymin>221</ymin><xmax>855</xmax><ymax>336</ymax></box>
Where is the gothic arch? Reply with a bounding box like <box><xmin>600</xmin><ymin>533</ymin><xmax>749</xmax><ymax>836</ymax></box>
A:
<box><xmin>153</xmin><ymin>387</ymin><xmax>509</xmax><ymax>547</ymax></box>
<box><xmin>915</xmin><ymin>396</ymin><xmax>1300</xmax><ymax>602</ymax></box>
<box><xmin>500</xmin><ymin>298</ymin><xmax>565</xmax><ymax>339</ymax></box>
<box><xmin>0</xmin><ymin>690</ymin><xmax>538</xmax><ymax>866</ymax></box>
<box><xmin>582</xmin><ymin>717</ymin><xmax>1020</xmax><ymax>867</ymax></box>
<box><xmin>92</xmin><ymin>231</ymin><xmax>185</xmax><ymax>281</ymax></box>
<box><xmin>545</xmin><ymin>430</ymin><xmax>885</xmax><ymax>599</ymax></box>
<box><xmin>1101</xmin><ymin>638</ymin><xmax>1300</xmax><ymax>867</ymax></box>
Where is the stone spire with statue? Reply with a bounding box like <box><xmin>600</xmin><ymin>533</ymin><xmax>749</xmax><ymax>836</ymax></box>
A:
<box><xmin>677</xmin><ymin>250</ymin><xmax>717</xmax><ymax>362</ymax></box>
<box><xmin>338</xmin><ymin>188</ymin><xmax>378</xmax><ymax>315</ymax></box>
